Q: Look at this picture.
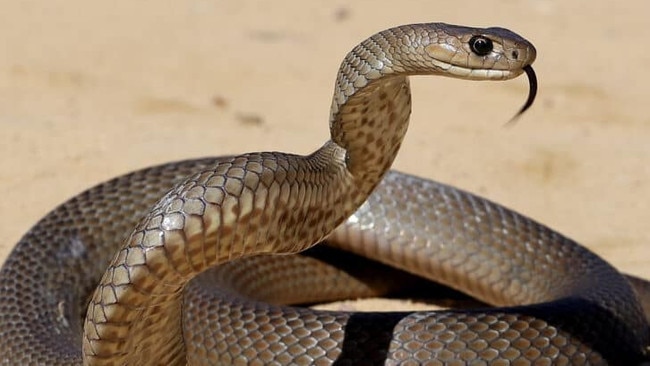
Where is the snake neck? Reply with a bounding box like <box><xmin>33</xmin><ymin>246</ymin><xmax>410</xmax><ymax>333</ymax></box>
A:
<box><xmin>329</xmin><ymin>75</ymin><xmax>411</xmax><ymax>196</ymax></box>
<box><xmin>328</xmin><ymin>29</ymin><xmax>414</xmax><ymax>196</ymax></box>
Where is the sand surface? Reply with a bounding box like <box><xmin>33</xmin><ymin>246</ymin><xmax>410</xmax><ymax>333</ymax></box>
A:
<box><xmin>1</xmin><ymin>0</ymin><xmax>649</xmax><ymax>314</ymax></box>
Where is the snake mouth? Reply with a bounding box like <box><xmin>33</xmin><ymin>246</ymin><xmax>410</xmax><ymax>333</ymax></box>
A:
<box><xmin>429</xmin><ymin>57</ymin><xmax>531</xmax><ymax>82</ymax></box>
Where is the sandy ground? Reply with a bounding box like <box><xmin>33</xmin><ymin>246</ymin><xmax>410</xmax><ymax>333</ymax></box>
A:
<box><xmin>1</xmin><ymin>0</ymin><xmax>649</xmax><ymax>314</ymax></box>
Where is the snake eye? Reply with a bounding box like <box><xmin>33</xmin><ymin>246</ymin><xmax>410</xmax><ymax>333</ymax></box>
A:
<box><xmin>469</xmin><ymin>36</ymin><xmax>493</xmax><ymax>56</ymax></box>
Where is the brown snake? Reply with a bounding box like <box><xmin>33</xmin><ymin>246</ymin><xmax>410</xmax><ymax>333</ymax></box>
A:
<box><xmin>0</xmin><ymin>22</ymin><xmax>649</xmax><ymax>365</ymax></box>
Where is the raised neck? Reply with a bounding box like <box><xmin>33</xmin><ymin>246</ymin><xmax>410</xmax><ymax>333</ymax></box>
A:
<box><xmin>329</xmin><ymin>74</ymin><xmax>411</xmax><ymax>196</ymax></box>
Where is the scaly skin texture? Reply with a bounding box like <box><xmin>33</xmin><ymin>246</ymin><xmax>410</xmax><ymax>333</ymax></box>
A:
<box><xmin>0</xmin><ymin>22</ymin><xmax>647</xmax><ymax>365</ymax></box>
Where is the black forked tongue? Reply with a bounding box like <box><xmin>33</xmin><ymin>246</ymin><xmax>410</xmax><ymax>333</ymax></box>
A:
<box><xmin>506</xmin><ymin>65</ymin><xmax>537</xmax><ymax>126</ymax></box>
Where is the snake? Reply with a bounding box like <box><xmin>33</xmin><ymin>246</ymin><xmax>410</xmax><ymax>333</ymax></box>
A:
<box><xmin>0</xmin><ymin>22</ymin><xmax>649</xmax><ymax>365</ymax></box>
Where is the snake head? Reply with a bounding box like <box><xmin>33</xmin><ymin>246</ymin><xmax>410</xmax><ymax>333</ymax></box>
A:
<box><xmin>419</xmin><ymin>23</ymin><xmax>537</xmax><ymax>81</ymax></box>
<box><xmin>416</xmin><ymin>23</ymin><xmax>538</xmax><ymax>121</ymax></box>
<box><xmin>374</xmin><ymin>23</ymin><xmax>537</xmax><ymax>121</ymax></box>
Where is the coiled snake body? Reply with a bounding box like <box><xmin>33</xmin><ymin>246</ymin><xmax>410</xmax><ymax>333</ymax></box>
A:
<box><xmin>0</xmin><ymin>23</ymin><xmax>649</xmax><ymax>365</ymax></box>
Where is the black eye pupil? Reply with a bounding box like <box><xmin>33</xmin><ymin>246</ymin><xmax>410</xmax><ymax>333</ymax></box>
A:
<box><xmin>469</xmin><ymin>36</ymin><xmax>493</xmax><ymax>56</ymax></box>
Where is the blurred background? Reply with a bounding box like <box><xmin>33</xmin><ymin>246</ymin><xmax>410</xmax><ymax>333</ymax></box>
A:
<box><xmin>0</xmin><ymin>1</ymin><xmax>648</xmax><ymax>291</ymax></box>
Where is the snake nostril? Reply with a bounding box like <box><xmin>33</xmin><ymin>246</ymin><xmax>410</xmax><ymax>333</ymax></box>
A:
<box><xmin>469</xmin><ymin>36</ymin><xmax>493</xmax><ymax>56</ymax></box>
<box><xmin>512</xmin><ymin>50</ymin><xmax>519</xmax><ymax>59</ymax></box>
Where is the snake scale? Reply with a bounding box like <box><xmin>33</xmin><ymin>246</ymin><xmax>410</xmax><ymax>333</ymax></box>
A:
<box><xmin>1</xmin><ymin>22</ymin><xmax>649</xmax><ymax>365</ymax></box>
